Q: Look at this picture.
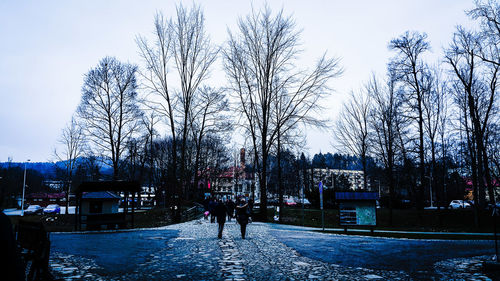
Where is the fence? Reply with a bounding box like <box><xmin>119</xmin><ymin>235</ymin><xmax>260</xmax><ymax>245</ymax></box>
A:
<box><xmin>181</xmin><ymin>203</ymin><xmax>205</xmax><ymax>222</ymax></box>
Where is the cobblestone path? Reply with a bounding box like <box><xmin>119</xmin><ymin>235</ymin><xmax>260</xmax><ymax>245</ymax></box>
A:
<box><xmin>50</xmin><ymin>219</ymin><xmax>495</xmax><ymax>280</ymax></box>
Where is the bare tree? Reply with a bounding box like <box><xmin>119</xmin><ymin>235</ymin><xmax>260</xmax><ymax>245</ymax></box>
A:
<box><xmin>335</xmin><ymin>90</ymin><xmax>371</xmax><ymax>191</ymax></box>
<box><xmin>488</xmin><ymin>123</ymin><xmax>500</xmax><ymax>192</ymax></box>
<box><xmin>189</xmin><ymin>86</ymin><xmax>231</xmax><ymax>199</ymax></box>
<box><xmin>272</xmin><ymin>62</ymin><xmax>334</xmax><ymax>220</ymax></box>
<box><xmin>77</xmin><ymin>57</ymin><xmax>142</xmax><ymax>179</ymax></box>
<box><xmin>137</xmin><ymin>4</ymin><xmax>218</xmax><ymax>220</ymax></box>
<box><xmin>422</xmin><ymin>67</ymin><xmax>447</xmax><ymax>208</ymax></box>
<box><xmin>54</xmin><ymin>117</ymin><xmax>84</xmax><ymax>214</ymax></box>
<box><xmin>367</xmin><ymin>73</ymin><xmax>402</xmax><ymax>224</ymax></box>
<box><xmin>437</xmin><ymin>79</ymin><xmax>451</xmax><ymax>207</ymax></box>
<box><xmin>468</xmin><ymin>0</ymin><xmax>500</xmax><ymax>67</ymax></box>
<box><xmin>142</xmin><ymin>111</ymin><xmax>160</xmax><ymax>202</ymax></box>
<box><xmin>389</xmin><ymin>31</ymin><xmax>431</xmax><ymax>209</ymax></box>
<box><xmin>468</xmin><ymin>0</ymin><xmax>500</xmax><ymax>204</ymax></box>
<box><xmin>223</xmin><ymin>6</ymin><xmax>341</xmax><ymax>220</ymax></box>
<box><xmin>171</xmin><ymin>5</ymin><xmax>219</xmax><ymax>200</ymax></box>
<box><xmin>445</xmin><ymin>26</ymin><xmax>499</xmax><ymax>209</ymax></box>
<box><xmin>124</xmin><ymin>135</ymin><xmax>148</xmax><ymax>182</ymax></box>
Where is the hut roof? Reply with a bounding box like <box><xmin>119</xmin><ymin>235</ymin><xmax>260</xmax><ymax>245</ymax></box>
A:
<box><xmin>335</xmin><ymin>192</ymin><xmax>379</xmax><ymax>201</ymax></box>
<box><xmin>81</xmin><ymin>191</ymin><xmax>121</xmax><ymax>200</ymax></box>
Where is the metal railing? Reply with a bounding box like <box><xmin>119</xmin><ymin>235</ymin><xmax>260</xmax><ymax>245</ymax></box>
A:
<box><xmin>181</xmin><ymin>203</ymin><xmax>205</xmax><ymax>222</ymax></box>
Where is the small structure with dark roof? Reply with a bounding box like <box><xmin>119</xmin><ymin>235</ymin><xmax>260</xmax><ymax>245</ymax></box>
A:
<box><xmin>81</xmin><ymin>191</ymin><xmax>121</xmax><ymax>215</ymax></box>
<box><xmin>335</xmin><ymin>192</ymin><xmax>378</xmax><ymax>226</ymax></box>
<box><xmin>74</xmin><ymin>181</ymin><xmax>141</xmax><ymax>231</ymax></box>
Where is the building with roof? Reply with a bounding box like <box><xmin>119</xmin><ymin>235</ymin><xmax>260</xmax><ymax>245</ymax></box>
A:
<box><xmin>26</xmin><ymin>192</ymin><xmax>66</xmax><ymax>207</ymax></box>
<box><xmin>74</xmin><ymin>181</ymin><xmax>141</xmax><ymax>230</ymax></box>
<box><xmin>312</xmin><ymin>168</ymin><xmax>365</xmax><ymax>191</ymax></box>
<box><xmin>211</xmin><ymin>148</ymin><xmax>258</xmax><ymax>200</ymax></box>
<box><xmin>80</xmin><ymin>191</ymin><xmax>120</xmax><ymax>215</ymax></box>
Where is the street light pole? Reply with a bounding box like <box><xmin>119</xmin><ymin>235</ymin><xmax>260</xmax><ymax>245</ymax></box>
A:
<box><xmin>21</xmin><ymin>159</ymin><xmax>30</xmax><ymax>216</ymax></box>
<box><xmin>377</xmin><ymin>180</ymin><xmax>380</xmax><ymax>198</ymax></box>
<box><xmin>301</xmin><ymin>184</ymin><xmax>304</xmax><ymax>226</ymax></box>
<box><xmin>429</xmin><ymin>172</ymin><xmax>434</xmax><ymax>208</ymax></box>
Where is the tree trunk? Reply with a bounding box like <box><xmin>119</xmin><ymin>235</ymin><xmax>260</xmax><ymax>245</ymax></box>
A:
<box><xmin>417</xmin><ymin>96</ymin><xmax>426</xmax><ymax>210</ymax></box>
<box><xmin>259</xmin><ymin>150</ymin><xmax>268</xmax><ymax>222</ymax></box>
<box><xmin>388</xmin><ymin>149</ymin><xmax>394</xmax><ymax>226</ymax></box>
<box><xmin>277</xmin><ymin>133</ymin><xmax>283</xmax><ymax>222</ymax></box>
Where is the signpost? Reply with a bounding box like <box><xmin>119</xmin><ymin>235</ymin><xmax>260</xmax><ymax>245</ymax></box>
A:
<box><xmin>319</xmin><ymin>181</ymin><xmax>324</xmax><ymax>231</ymax></box>
<box><xmin>301</xmin><ymin>185</ymin><xmax>305</xmax><ymax>226</ymax></box>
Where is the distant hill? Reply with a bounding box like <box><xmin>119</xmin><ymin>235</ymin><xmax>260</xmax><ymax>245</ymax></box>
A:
<box><xmin>0</xmin><ymin>161</ymin><xmax>59</xmax><ymax>177</ymax></box>
<box><xmin>0</xmin><ymin>157</ymin><xmax>113</xmax><ymax>178</ymax></box>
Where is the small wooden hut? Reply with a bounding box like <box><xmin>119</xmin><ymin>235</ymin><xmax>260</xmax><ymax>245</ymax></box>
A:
<box><xmin>74</xmin><ymin>181</ymin><xmax>141</xmax><ymax>230</ymax></box>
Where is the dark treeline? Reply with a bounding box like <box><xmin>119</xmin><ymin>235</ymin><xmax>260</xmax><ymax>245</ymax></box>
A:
<box><xmin>0</xmin><ymin>163</ymin><xmax>47</xmax><ymax>209</ymax></box>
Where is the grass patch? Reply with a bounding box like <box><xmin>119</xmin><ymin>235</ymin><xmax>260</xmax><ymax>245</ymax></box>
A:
<box><xmin>267</xmin><ymin>207</ymin><xmax>497</xmax><ymax>234</ymax></box>
<box><xmin>315</xmin><ymin>229</ymin><xmax>495</xmax><ymax>240</ymax></box>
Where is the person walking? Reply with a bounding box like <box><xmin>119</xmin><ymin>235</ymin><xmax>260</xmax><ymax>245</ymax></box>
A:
<box><xmin>226</xmin><ymin>199</ymin><xmax>235</xmax><ymax>222</ymax></box>
<box><xmin>236</xmin><ymin>197</ymin><xmax>250</xmax><ymax>239</ymax></box>
<box><xmin>203</xmin><ymin>197</ymin><xmax>210</xmax><ymax>220</ymax></box>
<box><xmin>208</xmin><ymin>198</ymin><xmax>217</xmax><ymax>223</ymax></box>
<box><xmin>214</xmin><ymin>199</ymin><xmax>228</xmax><ymax>239</ymax></box>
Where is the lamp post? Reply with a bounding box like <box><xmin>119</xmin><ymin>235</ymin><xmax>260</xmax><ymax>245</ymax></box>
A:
<box><xmin>378</xmin><ymin>180</ymin><xmax>381</xmax><ymax>198</ymax></box>
<box><xmin>21</xmin><ymin>159</ymin><xmax>30</xmax><ymax>216</ymax></box>
<box><xmin>425</xmin><ymin>174</ymin><xmax>434</xmax><ymax>208</ymax></box>
<box><xmin>430</xmin><ymin>176</ymin><xmax>434</xmax><ymax>208</ymax></box>
<box><xmin>301</xmin><ymin>184</ymin><xmax>304</xmax><ymax>226</ymax></box>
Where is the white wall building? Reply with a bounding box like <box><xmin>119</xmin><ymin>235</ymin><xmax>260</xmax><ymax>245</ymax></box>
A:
<box><xmin>312</xmin><ymin>168</ymin><xmax>365</xmax><ymax>190</ymax></box>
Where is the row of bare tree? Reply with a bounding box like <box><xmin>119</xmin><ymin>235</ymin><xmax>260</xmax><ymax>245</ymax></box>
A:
<box><xmin>52</xmin><ymin>4</ymin><xmax>340</xmax><ymax>221</ymax></box>
<box><xmin>335</xmin><ymin>1</ymin><xmax>500</xmax><ymax>225</ymax></box>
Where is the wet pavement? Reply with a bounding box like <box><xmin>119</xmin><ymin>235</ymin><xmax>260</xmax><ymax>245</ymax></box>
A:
<box><xmin>49</xmin><ymin>219</ymin><xmax>497</xmax><ymax>280</ymax></box>
<box><xmin>269</xmin><ymin>224</ymin><xmax>494</xmax><ymax>279</ymax></box>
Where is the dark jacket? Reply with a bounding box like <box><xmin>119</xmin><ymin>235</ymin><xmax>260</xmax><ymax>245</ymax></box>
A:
<box><xmin>226</xmin><ymin>200</ymin><xmax>235</xmax><ymax>217</ymax></box>
<box><xmin>214</xmin><ymin>202</ymin><xmax>227</xmax><ymax>223</ymax></box>
<box><xmin>208</xmin><ymin>199</ymin><xmax>217</xmax><ymax>214</ymax></box>
<box><xmin>236</xmin><ymin>202</ymin><xmax>249</xmax><ymax>225</ymax></box>
<box><xmin>0</xmin><ymin>211</ymin><xmax>25</xmax><ymax>281</ymax></box>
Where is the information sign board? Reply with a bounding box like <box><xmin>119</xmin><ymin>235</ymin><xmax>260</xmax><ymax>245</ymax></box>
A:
<box><xmin>339</xmin><ymin>202</ymin><xmax>376</xmax><ymax>226</ymax></box>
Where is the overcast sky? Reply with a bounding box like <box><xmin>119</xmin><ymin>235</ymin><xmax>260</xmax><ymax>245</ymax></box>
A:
<box><xmin>0</xmin><ymin>0</ymin><xmax>476</xmax><ymax>162</ymax></box>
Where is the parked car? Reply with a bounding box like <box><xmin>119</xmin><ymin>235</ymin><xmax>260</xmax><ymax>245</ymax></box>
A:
<box><xmin>285</xmin><ymin>198</ymin><xmax>297</xmax><ymax>206</ymax></box>
<box><xmin>43</xmin><ymin>204</ymin><xmax>61</xmax><ymax>214</ymax></box>
<box><xmin>25</xmin><ymin>205</ymin><xmax>43</xmax><ymax>215</ymax></box>
<box><xmin>449</xmin><ymin>200</ymin><xmax>471</xmax><ymax>209</ymax></box>
<box><xmin>487</xmin><ymin>203</ymin><xmax>500</xmax><ymax>211</ymax></box>
<box><xmin>297</xmin><ymin>198</ymin><xmax>312</xmax><ymax>208</ymax></box>
<box><xmin>268</xmin><ymin>198</ymin><xmax>279</xmax><ymax>206</ymax></box>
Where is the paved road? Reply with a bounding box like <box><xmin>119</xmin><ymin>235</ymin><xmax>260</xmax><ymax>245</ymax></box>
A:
<box><xmin>270</xmin><ymin>224</ymin><xmax>495</xmax><ymax>280</ymax></box>
<box><xmin>49</xmin><ymin>220</ymin><xmax>496</xmax><ymax>280</ymax></box>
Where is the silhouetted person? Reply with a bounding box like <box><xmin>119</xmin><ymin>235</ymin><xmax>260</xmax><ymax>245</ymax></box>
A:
<box><xmin>214</xmin><ymin>199</ymin><xmax>227</xmax><ymax>239</ymax></box>
<box><xmin>226</xmin><ymin>199</ymin><xmax>235</xmax><ymax>222</ymax></box>
<box><xmin>0</xmin><ymin>211</ymin><xmax>25</xmax><ymax>281</ymax></box>
<box><xmin>248</xmin><ymin>198</ymin><xmax>254</xmax><ymax>221</ymax></box>
<box><xmin>208</xmin><ymin>198</ymin><xmax>217</xmax><ymax>223</ymax></box>
<box><xmin>236</xmin><ymin>198</ymin><xmax>250</xmax><ymax>239</ymax></box>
